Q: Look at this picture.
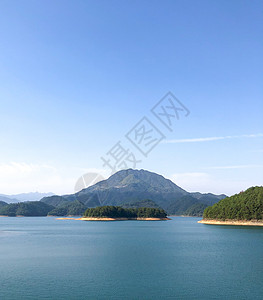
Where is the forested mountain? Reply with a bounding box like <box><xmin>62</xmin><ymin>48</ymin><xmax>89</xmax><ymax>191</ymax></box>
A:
<box><xmin>203</xmin><ymin>186</ymin><xmax>263</xmax><ymax>220</ymax></box>
<box><xmin>41</xmin><ymin>195</ymin><xmax>70</xmax><ymax>207</ymax></box>
<box><xmin>48</xmin><ymin>200</ymin><xmax>87</xmax><ymax>216</ymax></box>
<box><xmin>185</xmin><ymin>203</ymin><xmax>208</xmax><ymax>217</ymax></box>
<box><xmin>167</xmin><ymin>195</ymin><xmax>203</xmax><ymax>215</ymax></box>
<box><xmin>66</xmin><ymin>169</ymin><xmax>189</xmax><ymax>210</ymax></box>
<box><xmin>121</xmin><ymin>199</ymin><xmax>160</xmax><ymax>209</ymax></box>
<box><xmin>191</xmin><ymin>192</ymin><xmax>226</xmax><ymax>204</ymax></box>
<box><xmin>0</xmin><ymin>200</ymin><xmax>8</xmax><ymax>208</ymax></box>
<box><xmin>0</xmin><ymin>170</ymin><xmax>226</xmax><ymax>217</ymax></box>
<box><xmin>42</xmin><ymin>169</ymin><xmax>224</xmax><ymax>215</ymax></box>
<box><xmin>46</xmin><ymin>198</ymin><xmax>162</xmax><ymax>216</ymax></box>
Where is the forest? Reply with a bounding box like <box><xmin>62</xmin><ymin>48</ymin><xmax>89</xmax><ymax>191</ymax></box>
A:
<box><xmin>0</xmin><ymin>201</ymin><xmax>54</xmax><ymax>217</ymax></box>
<box><xmin>84</xmin><ymin>206</ymin><xmax>167</xmax><ymax>218</ymax></box>
<box><xmin>203</xmin><ymin>186</ymin><xmax>263</xmax><ymax>220</ymax></box>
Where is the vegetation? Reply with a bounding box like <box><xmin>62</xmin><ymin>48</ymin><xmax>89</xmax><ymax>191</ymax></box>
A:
<box><xmin>185</xmin><ymin>203</ymin><xmax>208</xmax><ymax>217</ymax></box>
<box><xmin>168</xmin><ymin>195</ymin><xmax>208</xmax><ymax>217</ymax></box>
<box><xmin>196</xmin><ymin>194</ymin><xmax>226</xmax><ymax>206</ymax></box>
<box><xmin>48</xmin><ymin>200</ymin><xmax>87</xmax><ymax>216</ymax></box>
<box><xmin>84</xmin><ymin>206</ymin><xmax>167</xmax><ymax>218</ymax></box>
<box><xmin>0</xmin><ymin>201</ymin><xmax>8</xmax><ymax>209</ymax></box>
<box><xmin>40</xmin><ymin>195</ymin><xmax>69</xmax><ymax>207</ymax></box>
<box><xmin>0</xmin><ymin>201</ymin><xmax>54</xmax><ymax>216</ymax></box>
<box><xmin>203</xmin><ymin>186</ymin><xmax>263</xmax><ymax>220</ymax></box>
<box><xmin>168</xmin><ymin>195</ymin><xmax>200</xmax><ymax>215</ymax></box>
<box><xmin>121</xmin><ymin>199</ymin><xmax>160</xmax><ymax>209</ymax></box>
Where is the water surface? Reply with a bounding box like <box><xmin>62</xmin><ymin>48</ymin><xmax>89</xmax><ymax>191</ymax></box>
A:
<box><xmin>0</xmin><ymin>217</ymin><xmax>262</xmax><ymax>299</ymax></box>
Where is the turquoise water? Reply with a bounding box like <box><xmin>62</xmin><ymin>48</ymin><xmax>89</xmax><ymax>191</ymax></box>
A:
<box><xmin>0</xmin><ymin>217</ymin><xmax>262</xmax><ymax>300</ymax></box>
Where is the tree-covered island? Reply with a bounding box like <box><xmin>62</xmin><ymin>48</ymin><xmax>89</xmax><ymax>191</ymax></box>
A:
<box><xmin>81</xmin><ymin>206</ymin><xmax>169</xmax><ymax>220</ymax></box>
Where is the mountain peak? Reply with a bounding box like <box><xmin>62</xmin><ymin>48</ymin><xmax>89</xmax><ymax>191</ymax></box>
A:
<box><xmin>87</xmin><ymin>168</ymin><xmax>187</xmax><ymax>194</ymax></box>
<box><xmin>42</xmin><ymin>168</ymin><xmax>225</xmax><ymax>215</ymax></box>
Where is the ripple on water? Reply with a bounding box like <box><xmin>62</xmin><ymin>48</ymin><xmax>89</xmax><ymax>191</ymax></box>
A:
<box><xmin>0</xmin><ymin>230</ymin><xmax>27</xmax><ymax>237</ymax></box>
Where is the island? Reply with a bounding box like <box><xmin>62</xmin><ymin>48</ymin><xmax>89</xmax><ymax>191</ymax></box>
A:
<box><xmin>198</xmin><ymin>186</ymin><xmax>263</xmax><ymax>226</ymax></box>
<box><xmin>58</xmin><ymin>206</ymin><xmax>170</xmax><ymax>221</ymax></box>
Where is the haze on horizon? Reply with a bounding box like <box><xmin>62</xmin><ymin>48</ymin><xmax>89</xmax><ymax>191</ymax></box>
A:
<box><xmin>0</xmin><ymin>0</ymin><xmax>262</xmax><ymax>196</ymax></box>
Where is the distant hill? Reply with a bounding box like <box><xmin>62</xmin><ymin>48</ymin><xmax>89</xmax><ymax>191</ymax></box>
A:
<box><xmin>168</xmin><ymin>194</ymin><xmax>208</xmax><ymax>216</ymax></box>
<box><xmin>10</xmin><ymin>192</ymin><xmax>54</xmax><ymax>202</ymax></box>
<box><xmin>0</xmin><ymin>201</ymin><xmax>54</xmax><ymax>217</ymax></box>
<box><xmin>0</xmin><ymin>192</ymin><xmax>54</xmax><ymax>203</ymax></box>
<box><xmin>0</xmin><ymin>195</ymin><xmax>19</xmax><ymax>204</ymax></box>
<box><xmin>203</xmin><ymin>186</ymin><xmax>263</xmax><ymax>220</ymax></box>
<box><xmin>185</xmin><ymin>203</ymin><xmax>208</xmax><ymax>217</ymax></box>
<box><xmin>42</xmin><ymin>169</ymin><xmax>225</xmax><ymax>216</ymax></box>
<box><xmin>190</xmin><ymin>192</ymin><xmax>227</xmax><ymax>205</ymax></box>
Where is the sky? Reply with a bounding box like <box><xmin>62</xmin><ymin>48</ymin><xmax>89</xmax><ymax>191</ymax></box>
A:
<box><xmin>0</xmin><ymin>0</ymin><xmax>262</xmax><ymax>196</ymax></box>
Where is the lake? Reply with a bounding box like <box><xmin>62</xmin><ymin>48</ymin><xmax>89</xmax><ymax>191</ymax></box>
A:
<box><xmin>0</xmin><ymin>217</ymin><xmax>262</xmax><ymax>299</ymax></box>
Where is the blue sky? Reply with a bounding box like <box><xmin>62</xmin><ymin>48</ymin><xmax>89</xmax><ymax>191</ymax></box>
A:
<box><xmin>0</xmin><ymin>0</ymin><xmax>262</xmax><ymax>195</ymax></box>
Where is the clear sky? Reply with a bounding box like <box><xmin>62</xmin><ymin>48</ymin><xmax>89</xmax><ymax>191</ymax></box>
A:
<box><xmin>0</xmin><ymin>0</ymin><xmax>262</xmax><ymax>195</ymax></box>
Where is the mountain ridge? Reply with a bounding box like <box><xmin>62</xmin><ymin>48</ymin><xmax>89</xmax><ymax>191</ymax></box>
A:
<box><xmin>42</xmin><ymin>169</ymin><xmax>226</xmax><ymax>215</ymax></box>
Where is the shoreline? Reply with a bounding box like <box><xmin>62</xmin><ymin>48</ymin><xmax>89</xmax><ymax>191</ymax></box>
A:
<box><xmin>198</xmin><ymin>219</ymin><xmax>263</xmax><ymax>226</ymax></box>
<box><xmin>57</xmin><ymin>217</ymin><xmax>171</xmax><ymax>221</ymax></box>
<box><xmin>169</xmin><ymin>215</ymin><xmax>200</xmax><ymax>218</ymax></box>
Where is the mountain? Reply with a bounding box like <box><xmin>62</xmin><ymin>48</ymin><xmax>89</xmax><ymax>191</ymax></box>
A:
<box><xmin>0</xmin><ymin>201</ymin><xmax>54</xmax><ymax>217</ymax></box>
<box><xmin>121</xmin><ymin>199</ymin><xmax>160</xmax><ymax>209</ymax></box>
<box><xmin>48</xmin><ymin>200</ymin><xmax>87</xmax><ymax>216</ymax></box>
<box><xmin>167</xmin><ymin>195</ymin><xmax>202</xmax><ymax>215</ymax></box>
<box><xmin>42</xmin><ymin>169</ymin><xmax>225</xmax><ymax>215</ymax></box>
<box><xmin>46</xmin><ymin>198</ymin><xmax>161</xmax><ymax>216</ymax></box>
<box><xmin>0</xmin><ymin>192</ymin><xmax>54</xmax><ymax>203</ymax></box>
<box><xmin>10</xmin><ymin>192</ymin><xmax>54</xmax><ymax>202</ymax></box>
<box><xmin>0</xmin><ymin>195</ymin><xmax>19</xmax><ymax>204</ymax></box>
<box><xmin>62</xmin><ymin>169</ymin><xmax>188</xmax><ymax>211</ymax></box>
<box><xmin>190</xmin><ymin>192</ymin><xmax>227</xmax><ymax>205</ymax></box>
<box><xmin>185</xmin><ymin>203</ymin><xmax>208</xmax><ymax>217</ymax></box>
<box><xmin>203</xmin><ymin>186</ymin><xmax>263</xmax><ymax>220</ymax></box>
<box><xmin>41</xmin><ymin>195</ymin><xmax>70</xmax><ymax>207</ymax></box>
